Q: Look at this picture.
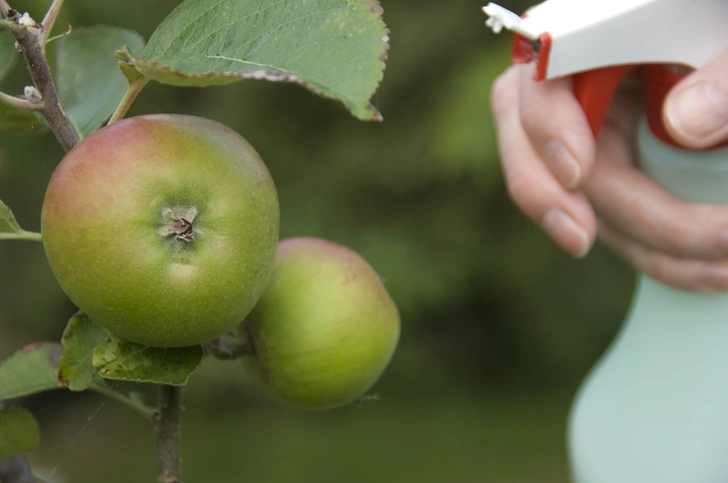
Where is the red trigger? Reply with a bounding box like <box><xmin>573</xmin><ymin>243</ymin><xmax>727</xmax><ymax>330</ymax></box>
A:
<box><xmin>574</xmin><ymin>65</ymin><xmax>722</xmax><ymax>149</ymax></box>
<box><xmin>572</xmin><ymin>65</ymin><xmax>638</xmax><ymax>136</ymax></box>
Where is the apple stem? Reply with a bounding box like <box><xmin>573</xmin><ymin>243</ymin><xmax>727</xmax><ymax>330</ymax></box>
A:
<box><xmin>0</xmin><ymin>454</ymin><xmax>36</xmax><ymax>483</ymax></box>
<box><xmin>107</xmin><ymin>76</ymin><xmax>149</xmax><ymax>125</ymax></box>
<box><xmin>155</xmin><ymin>385</ymin><xmax>183</xmax><ymax>483</ymax></box>
<box><xmin>0</xmin><ymin>3</ymin><xmax>78</xmax><ymax>152</ymax></box>
<box><xmin>0</xmin><ymin>231</ymin><xmax>42</xmax><ymax>242</ymax></box>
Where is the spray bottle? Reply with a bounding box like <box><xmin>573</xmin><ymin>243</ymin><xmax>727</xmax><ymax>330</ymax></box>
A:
<box><xmin>484</xmin><ymin>1</ymin><xmax>728</xmax><ymax>481</ymax></box>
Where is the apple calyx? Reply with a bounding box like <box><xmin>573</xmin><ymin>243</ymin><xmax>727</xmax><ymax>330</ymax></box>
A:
<box><xmin>159</xmin><ymin>207</ymin><xmax>199</xmax><ymax>244</ymax></box>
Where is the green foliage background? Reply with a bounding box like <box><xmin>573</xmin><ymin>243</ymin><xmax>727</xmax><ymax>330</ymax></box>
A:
<box><xmin>0</xmin><ymin>0</ymin><xmax>635</xmax><ymax>481</ymax></box>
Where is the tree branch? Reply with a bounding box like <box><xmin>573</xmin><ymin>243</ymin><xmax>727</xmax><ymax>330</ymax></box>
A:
<box><xmin>0</xmin><ymin>454</ymin><xmax>37</xmax><ymax>483</ymax></box>
<box><xmin>14</xmin><ymin>25</ymin><xmax>78</xmax><ymax>151</ymax></box>
<box><xmin>155</xmin><ymin>386</ymin><xmax>183</xmax><ymax>483</ymax></box>
<box><xmin>1</xmin><ymin>4</ymin><xmax>78</xmax><ymax>152</ymax></box>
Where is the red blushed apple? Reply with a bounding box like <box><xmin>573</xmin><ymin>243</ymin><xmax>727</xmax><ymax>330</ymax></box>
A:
<box><xmin>41</xmin><ymin>114</ymin><xmax>280</xmax><ymax>348</ymax></box>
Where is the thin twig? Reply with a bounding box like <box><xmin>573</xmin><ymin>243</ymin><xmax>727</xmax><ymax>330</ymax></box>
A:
<box><xmin>0</xmin><ymin>454</ymin><xmax>37</xmax><ymax>483</ymax></box>
<box><xmin>155</xmin><ymin>386</ymin><xmax>183</xmax><ymax>483</ymax></box>
<box><xmin>44</xmin><ymin>23</ymin><xmax>71</xmax><ymax>44</ymax></box>
<box><xmin>40</xmin><ymin>0</ymin><xmax>64</xmax><ymax>43</ymax></box>
<box><xmin>107</xmin><ymin>76</ymin><xmax>149</xmax><ymax>125</ymax></box>
<box><xmin>0</xmin><ymin>91</ymin><xmax>42</xmax><ymax>111</ymax></box>
<box><xmin>89</xmin><ymin>385</ymin><xmax>155</xmax><ymax>422</ymax></box>
<box><xmin>0</xmin><ymin>18</ymin><xmax>25</xmax><ymax>35</ymax></box>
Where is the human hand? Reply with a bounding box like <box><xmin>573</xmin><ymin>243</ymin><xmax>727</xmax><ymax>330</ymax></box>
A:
<box><xmin>490</xmin><ymin>53</ymin><xmax>728</xmax><ymax>292</ymax></box>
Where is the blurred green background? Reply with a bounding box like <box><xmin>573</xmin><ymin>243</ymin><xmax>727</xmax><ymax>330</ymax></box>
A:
<box><xmin>0</xmin><ymin>0</ymin><xmax>637</xmax><ymax>481</ymax></box>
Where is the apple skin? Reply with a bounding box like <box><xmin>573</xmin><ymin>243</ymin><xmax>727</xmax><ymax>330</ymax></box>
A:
<box><xmin>240</xmin><ymin>237</ymin><xmax>400</xmax><ymax>410</ymax></box>
<box><xmin>41</xmin><ymin>114</ymin><xmax>280</xmax><ymax>348</ymax></box>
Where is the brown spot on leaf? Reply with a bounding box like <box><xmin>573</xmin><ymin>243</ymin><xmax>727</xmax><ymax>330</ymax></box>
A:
<box><xmin>57</xmin><ymin>374</ymin><xmax>69</xmax><ymax>388</ymax></box>
<box><xmin>364</xmin><ymin>0</ymin><xmax>384</xmax><ymax>16</ymax></box>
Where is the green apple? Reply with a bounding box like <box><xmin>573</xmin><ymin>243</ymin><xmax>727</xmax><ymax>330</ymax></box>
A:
<box><xmin>240</xmin><ymin>237</ymin><xmax>400</xmax><ymax>410</ymax></box>
<box><xmin>41</xmin><ymin>114</ymin><xmax>280</xmax><ymax>348</ymax></box>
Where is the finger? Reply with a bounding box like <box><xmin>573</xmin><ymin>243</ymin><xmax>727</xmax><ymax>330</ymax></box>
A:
<box><xmin>664</xmin><ymin>50</ymin><xmax>728</xmax><ymax>149</ymax></box>
<box><xmin>584</xmin><ymin>121</ymin><xmax>728</xmax><ymax>259</ymax></box>
<box><xmin>598</xmin><ymin>221</ymin><xmax>728</xmax><ymax>293</ymax></box>
<box><xmin>491</xmin><ymin>65</ymin><xmax>597</xmax><ymax>258</ymax></box>
<box><xmin>518</xmin><ymin>64</ymin><xmax>596</xmax><ymax>190</ymax></box>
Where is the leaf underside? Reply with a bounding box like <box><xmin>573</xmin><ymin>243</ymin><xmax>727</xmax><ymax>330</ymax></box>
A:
<box><xmin>55</xmin><ymin>25</ymin><xmax>146</xmax><ymax>139</ymax></box>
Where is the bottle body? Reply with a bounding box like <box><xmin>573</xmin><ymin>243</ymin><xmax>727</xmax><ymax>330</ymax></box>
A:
<box><xmin>568</xmin><ymin>118</ymin><xmax>728</xmax><ymax>482</ymax></box>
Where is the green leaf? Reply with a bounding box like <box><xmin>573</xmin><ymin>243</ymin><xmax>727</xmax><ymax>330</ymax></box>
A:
<box><xmin>123</xmin><ymin>0</ymin><xmax>388</xmax><ymax>121</ymax></box>
<box><xmin>0</xmin><ymin>199</ymin><xmax>42</xmax><ymax>241</ymax></box>
<box><xmin>92</xmin><ymin>335</ymin><xmax>203</xmax><ymax>386</ymax></box>
<box><xmin>55</xmin><ymin>26</ymin><xmax>146</xmax><ymax>139</ymax></box>
<box><xmin>0</xmin><ymin>199</ymin><xmax>23</xmax><ymax>235</ymax></box>
<box><xmin>0</xmin><ymin>103</ymin><xmax>47</xmax><ymax>135</ymax></box>
<box><xmin>0</xmin><ymin>407</ymin><xmax>40</xmax><ymax>459</ymax></box>
<box><xmin>0</xmin><ymin>342</ymin><xmax>63</xmax><ymax>401</ymax></box>
<box><xmin>0</xmin><ymin>29</ymin><xmax>18</xmax><ymax>82</ymax></box>
<box><xmin>58</xmin><ymin>313</ymin><xmax>109</xmax><ymax>391</ymax></box>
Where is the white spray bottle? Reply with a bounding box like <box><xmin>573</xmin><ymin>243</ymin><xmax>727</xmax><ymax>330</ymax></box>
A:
<box><xmin>484</xmin><ymin>1</ymin><xmax>728</xmax><ymax>481</ymax></box>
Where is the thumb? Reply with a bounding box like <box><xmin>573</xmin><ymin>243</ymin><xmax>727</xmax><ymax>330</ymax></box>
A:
<box><xmin>663</xmin><ymin>51</ymin><xmax>728</xmax><ymax>149</ymax></box>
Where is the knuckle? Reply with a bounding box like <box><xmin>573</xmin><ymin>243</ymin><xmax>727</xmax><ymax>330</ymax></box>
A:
<box><xmin>506</xmin><ymin>169</ymin><xmax>542</xmax><ymax>217</ymax></box>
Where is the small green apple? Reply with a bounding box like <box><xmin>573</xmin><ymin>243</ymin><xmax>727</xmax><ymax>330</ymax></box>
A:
<box><xmin>41</xmin><ymin>114</ymin><xmax>280</xmax><ymax>348</ymax></box>
<box><xmin>240</xmin><ymin>237</ymin><xmax>400</xmax><ymax>410</ymax></box>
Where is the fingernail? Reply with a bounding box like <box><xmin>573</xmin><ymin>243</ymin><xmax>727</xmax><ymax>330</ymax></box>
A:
<box><xmin>666</xmin><ymin>80</ymin><xmax>728</xmax><ymax>143</ymax></box>
<box><xmin>543</xmin><ymin>140</ymin><xmax>581</xmax><ymax>189</ymax></box>
<box><xmin>542</xmin><ymin>209</ymin><xmax>590</xmax><ymax>258</ymax></box>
